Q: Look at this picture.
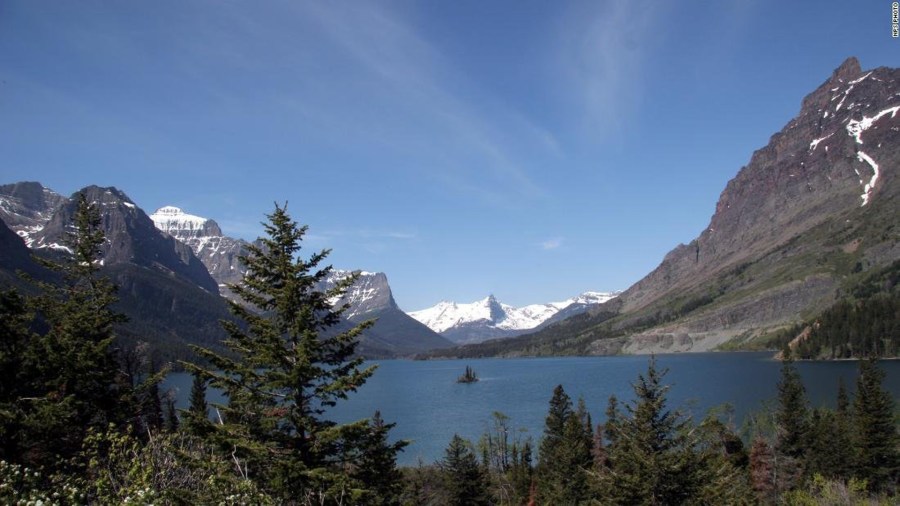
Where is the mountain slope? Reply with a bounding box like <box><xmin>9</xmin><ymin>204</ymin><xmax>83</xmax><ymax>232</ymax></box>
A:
<box><xmin>34</xmin><ymin>187</ymin><xmax>219</xmax><ymax>294</ymax></box>
<box><xmin>150</xmin><ymin>206</ymin><xmax>248</xmax><ymax>293</ymax></box>
<box><xmin>436</xmin><ymin>57</ymin><xmax>900</xmax><ymax>358</ymax></box>
<box><xmin>0</xmin><ymin>184</ymin><xmax>232</xmax><ymax>364</ymax></box>
<box><xmin>410</xmin><ymin>292</ymin><xmax>618</xmax><ymax>344</ymax></box>
<box><xmin>0</xmin><ymin>181</ymin><xmax>67</xmax><ymax>247</ymax></box>
<box><xmin>148</xmin><ymin>206</ymin><xmax>453</xmax><ymax>356</ymax></box>
<box><xmin>325</xmin><ymin>270</ymin><xmax>454</xmax><ymax>355</ymax></box>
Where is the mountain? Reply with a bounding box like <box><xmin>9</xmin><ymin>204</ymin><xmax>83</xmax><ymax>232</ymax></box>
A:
<box><xmin>34</xmin><ymin>187</ymin><xmax>219</xmax><ymax>293</ymax></box>
<box><xmin>0</xmin><ymin>220</ymin><xmax>48</xmax><ymax>289</ymax></box>
<box><xmin>435</xmin><ymin>57</ymin><xmax>900</xmax><ymax>358</ymax></box>
<box><xmin>0</xmin><ymin>181</ymin><xmax>67</xmax><ymax>247</ymax></box>
<box><xmin>409</xmin><ymin>292</ymin><xmax>618</xmax><ymax>344</ymax></box>
<box><xmin>150</xmin><ymin>206</ymin><xmax>248</xmax><ymax>296</ymax></box>
<box><xmin>0</xmin><ymin>184</ymin><xmax>234</xmax><ymax>365</ymax></box>
<box><xmin>148</xmin><ymin>206</ymin><xmax>453</xmax><ymax>356</ymax></box>
<box><xmin>321</xmin><ymin>270</ymin><xmax>455</xmax><ymax>356</ymax></box>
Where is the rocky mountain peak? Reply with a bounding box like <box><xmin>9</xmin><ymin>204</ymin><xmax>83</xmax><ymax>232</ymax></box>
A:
<box><xmin>326</xmin><ymin>270</ymin><xmax>399</xmax><ymax>318</ymax></box>
<box><xmin>409</xmin><ymin>291</ymin><xmax>618</xmax><ymax>344</ymax></box>
<box><xmin>624</xmin><ymin>58</ymin><xmax>900</xmax><ymax>315</ymax></box>
<box><xmin>831</xmin><ymin>56</ymin><xmax>861</xmax><ymax>83</ymax></box>
<box><xmin>32</xmin><ymin>186</ymin><xmax>219</xmax><ymax>293</ymax></box>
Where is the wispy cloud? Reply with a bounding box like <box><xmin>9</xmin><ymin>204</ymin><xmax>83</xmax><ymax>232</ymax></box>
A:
<box><xmin>541</xmin><ymin>237</ymin><xmax>563</xmax><ymax>250</ymax></box>
<box><xmin>555</xmin><ymin>0</ymin><xmax>660</xmax><ymax>137</ymax></box>
<box><xmin>280</xmin><ymin>2</ymin><xmax>555</xmax><ymax>204</ymax></box>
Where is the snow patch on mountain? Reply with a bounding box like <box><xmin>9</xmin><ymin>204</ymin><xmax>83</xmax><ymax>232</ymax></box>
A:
<box><xmin>150</xmin><ymin>206</ymin><xmax>214</xmax><ymax>238</ymax></box>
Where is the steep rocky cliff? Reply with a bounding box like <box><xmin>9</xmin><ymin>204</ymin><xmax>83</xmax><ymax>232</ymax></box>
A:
<box><xmin>610</xmin><ymin>57</ymin><xmax>900</xmax><ymax>352</ymax></box>
<box><xmin>439</xmin><ymin>58</ymin><xmax>900</xmax><ymax>358</ymax></box>
<box><xmin>0</xmin><ymin>182</ymin><xmax>67</xmax><ymax>246</ymax></box>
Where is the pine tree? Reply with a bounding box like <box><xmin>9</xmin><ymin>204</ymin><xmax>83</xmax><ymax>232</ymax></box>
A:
<box><xmin>775</xmin><ymin>355</ymin><xmax>808</xmax><ymax>461</ymax></box>
<box><xmin>597</xmin><ymin>357</ymin><xmax>702</xmax><ymax>505</ymax></box>
<box><xmin>852</xmin><ymin>358</ymin><xmax>899</xmax><ymax>491</ymax></box>
<box><xmin>441</xmin><ymin>434</ymin><xmax>490</xmax><ymax>506</ymax></box>
<box><xmin>535</xmin><ymin>385</ymin><xmax>574</xmax><ymax>503</ymax></box>
<box><xmin>348</xmin><ymin>411</ymin><xmax>407</xmax><ymax>505</ymax></box>
<box><xmin>19</xmin><ymin>194</ymin><xmax>133</xmax><ymax>470</ymax></box>
<box><xmin>186</xmin><ymin>203</ymin><xmax>388</xmax><ymax>500</ymax></box>
<box><xmin>830</xmin><ymin>378</ymin><xmax>854</xmax><ymax>479</ymax></box>
<box><xmin>509</xmin><ymin>438</ymin><xmax>533</xmax><ymax>504</ymax></box>
<box><xmin>189</xmin><ymin>372</ymin><xmax>208</xmax><ymax>418</ymax></box>
<box><xmin>603</xmin><ymin>394</ymin><xmax>619</xmax><ymax>447</ymax></box>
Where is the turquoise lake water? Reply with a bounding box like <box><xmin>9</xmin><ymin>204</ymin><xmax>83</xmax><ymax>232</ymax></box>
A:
<box><xmin>162</xmin><ymin>352</ymin><xmax>900</xmax><ymax>466</ymax></box>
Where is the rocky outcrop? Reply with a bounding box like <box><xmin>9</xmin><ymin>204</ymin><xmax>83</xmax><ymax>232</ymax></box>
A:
<box><xmin>0</xmin><ymin>182</ymin><xmax>67</xmax><ymax>246</ymax></box>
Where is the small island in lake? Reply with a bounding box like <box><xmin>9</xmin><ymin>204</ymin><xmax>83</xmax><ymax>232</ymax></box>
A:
<box><xmin>457</xmin><ymin>365</ymin><xmax>479</xmax><ymax>383</ymax></box>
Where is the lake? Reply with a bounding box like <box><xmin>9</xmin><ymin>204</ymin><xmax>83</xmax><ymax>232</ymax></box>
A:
<box><xmin>162</xmin><ymin>352</ymin><xmax>900</xmax><ymax>466</ymax></box>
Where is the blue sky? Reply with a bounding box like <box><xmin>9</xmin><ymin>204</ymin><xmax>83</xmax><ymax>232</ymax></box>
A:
<box><xmin>0</xmin><ymin>1</ymin><xmax>896</xmax><ymax>310</ymax></box>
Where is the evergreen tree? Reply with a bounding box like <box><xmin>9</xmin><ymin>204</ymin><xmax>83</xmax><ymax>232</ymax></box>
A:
<box><xmin>749</xmin><ymin>436</ymin><xmax>777</xmax><ymax>503</ymax></box>
<box><xmin>536</xmin><ymin>384</ymin><xmax>591</xmax><ymax>504</ymax></box>
<box><xmin>441</xmin><ymin>434</ymin><xmax>490</xmax><ymax>506</ymax></box>
<box><xmin>775</xmin><ymin>355</ymin><xmax>808</xmax><ymax>461</ymax></box>
<box><xmin>603</xmin><ymin>394</ymin><xmax>619</xmax><ymax>447</ymax></box>
<box><xmin>573</xmin><ymin>397</ymin><xmax>594</xmax><ymax>460</ymax></box>
<box><xmin>509</xmin><ymin>438</ymin><xmax>533</xmax><ymax>504</ymax></box>
<box><xmin>852</xmin><ymin>358</ymin><xmax>899</xmax><ymax>491</ymax></box>
<box><xmin>348</xmin><ymin>411</ymin><xmax>407</xmax><ymax>505</ymax></box>
<box><xmin>18</xmin><ymin>194</ymin><xmax>133</xmax><ymax>470</ymax></box>
<box><xmin>805</xmin><ymin>409</ymin><xmax>842</xmax><ymax>480</ymax></box>
<box><xmin>597</xmin><ymin>357</ymin><xmax>702</xmax><ymax>505</ymax></box>
<box><xmin>186</xmin><ymin>203</ymin><xmax>390</xmax><ymax>500</ymax></box>
<box><xmin>188</xmin><ymin>373</ymin><xmax>208</xmax><ymax>418</ymax></box>
<box><xmin>830</xmin><ymin>378</ymin><xmax>854</xmax><ymax>479</ymax></box>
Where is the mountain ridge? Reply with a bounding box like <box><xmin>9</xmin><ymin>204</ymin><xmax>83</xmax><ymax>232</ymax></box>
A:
<box><xmin>431</xmin><ymin>57</ymin><xmax>900</xmax><ymax>358</ymax></box>
<box><xmin>409</xmin><ymin>291</ymin><xmax>618</xmax><ymax>344</ymax></box>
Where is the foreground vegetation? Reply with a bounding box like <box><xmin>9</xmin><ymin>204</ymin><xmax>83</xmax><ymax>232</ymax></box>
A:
<box><xmin>1</xmin><ymin>196</ymin><xmax>897</xmax><ymax>504</ymax></box>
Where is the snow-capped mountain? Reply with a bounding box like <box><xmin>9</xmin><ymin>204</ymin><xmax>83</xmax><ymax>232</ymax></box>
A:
<box><xmin>150</xmin><ymin>206</ymin><xmax>248</xmax><ymax>292</ymax></box>
<box><xmin>323</xmin><ymin>270</ymin><xmax>398</xmax><ymax>320</ymax></box>
<box><xmin>409</xmin><ymin>291</ymin><xmax>619</xmax><ymax>344</ymax></box>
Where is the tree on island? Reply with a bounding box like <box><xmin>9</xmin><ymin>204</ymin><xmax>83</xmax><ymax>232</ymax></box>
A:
<box><xmin>186</xmin><ymin>203</ymin><xmax>404</xmax><ymax>502</ymax></box>
<box><xmin>457</xmin><ymin>365</ymin><xmax>479</xmax><ymax>383</ymax></box>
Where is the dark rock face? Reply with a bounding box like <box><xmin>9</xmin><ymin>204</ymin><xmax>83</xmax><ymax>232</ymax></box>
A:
<box><xmin>0</xmin><ymin>220</ymin><xmax>47</xmax><ymax>287</ymax></box>
<box><xmin>624</xmin><ymin>58</ymin><xmax>900</xmax><ymax>315</ymax></box>
<box><xmin>611</xmin><ymin>58</ymin><xmax>900</xmax><ymax>351</ymax></box>
<box><xmin>0</xmin><ymin>182</ymin><xmax>68</xmax><ymax>245</ymax></box>
<box><xmin>32</xmin><ymin>186</ymin><xmax>219</xmax><ymax>294</ymax></box>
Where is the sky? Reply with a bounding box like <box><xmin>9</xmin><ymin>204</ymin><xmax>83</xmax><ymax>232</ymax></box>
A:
<box><xmin>0</xmin><ymin>1</ymin><xmax>896</xmax><ymax>311</ymax></box>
